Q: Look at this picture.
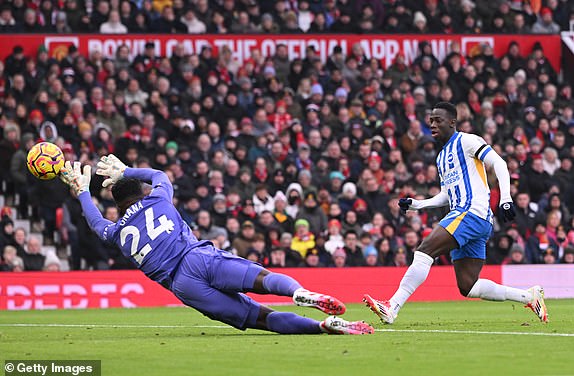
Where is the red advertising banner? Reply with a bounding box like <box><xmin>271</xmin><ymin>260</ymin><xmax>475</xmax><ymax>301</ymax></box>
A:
<box><xmin>0</xmin><ymin>34</ymin><xmax>561</xmax><ymax>71</ymax></box>
<box><xmin>0</xmin><ymin>270</ymin><xmax>181</xmax><ymax>310</ymax></box>
<box><xmin>0</xmin><ymin>266</ymin><xmax>502</xmax><ymax>311</ymax></box>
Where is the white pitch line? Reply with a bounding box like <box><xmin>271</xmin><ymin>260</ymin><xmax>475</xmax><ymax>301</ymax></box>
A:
<box><xmin>376</xmin><ymin>328</ymin><xmax>574</xmax><ymax>337</ymax></box>
<box><xmin>0</xmin><ymin>324</ymin><xmax>573</xmax><ymax>337</ymax></box>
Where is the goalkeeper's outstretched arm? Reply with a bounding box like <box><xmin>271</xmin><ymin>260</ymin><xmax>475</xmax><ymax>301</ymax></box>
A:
<box><xmin>123</xmin><ymin>167</ymin><xmax>174</xmax><ymax>202</ymax></box>
<box><xmin>78</xmin><ymin>192</ymin><xmax>114</xmax><ymax>241</ymax></box>
<box><xmin>61</xmin><ymin>160</ymin><xmax>114</xmax><ymax>240</ymax></box>
<box><xmin>96</xmin><ymin>154</ymin><xmax>174</xmax><ymax>202</ymax></box>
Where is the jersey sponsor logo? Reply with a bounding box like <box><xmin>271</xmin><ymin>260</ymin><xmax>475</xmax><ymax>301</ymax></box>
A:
<box><xmin>442</xmin><ymin>170</ymin><xmax>460</xmax><ymax>185</ymax></box>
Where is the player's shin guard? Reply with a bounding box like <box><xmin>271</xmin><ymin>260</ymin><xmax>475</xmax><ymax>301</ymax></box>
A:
<box><xmin>467</xmin><ymin>279</ymin><xmax>530</xmax><ymax>303</ymax></box>
<box><xmin>262</xmin><ymin>273</ymin><xmax>302</xmax><ymax>296</ymax></box>
<box><xmin>389</xmin><ymin>251</ymin><xmax>434</xmax><ymax>312</ymax></box>
<box><xmin>265</xmin><ymin>311</ymin><xmax>322</xmax><ymax>334</ymax></box>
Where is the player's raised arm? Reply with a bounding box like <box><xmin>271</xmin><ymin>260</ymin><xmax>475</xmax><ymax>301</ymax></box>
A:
<box><xmin>60</xmin><ymin>161</ymin><xmax>114</xmax><ymax>240</ymax></box>
<box><xmin>96</xmin><ymin>154</ymin><xmax>173</xmax><ymax>201</ymax></box>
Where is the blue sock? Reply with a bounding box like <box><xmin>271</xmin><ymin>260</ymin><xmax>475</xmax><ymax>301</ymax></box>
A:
<box><xmin>262</xmin><ymin>273</ymin><xmax>302</xmax><ymax>296</ymax></box>
<box><xmin>266</xmin><ymin>311</ymin><xmax>322</xmax><ymax>334</ymax></box>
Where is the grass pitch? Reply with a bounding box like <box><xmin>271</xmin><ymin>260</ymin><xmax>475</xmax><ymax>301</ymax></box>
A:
<box><xmin>1</xmin><ymin>300</ymin><xmax>573</xmax><ymax>376</ymax></box>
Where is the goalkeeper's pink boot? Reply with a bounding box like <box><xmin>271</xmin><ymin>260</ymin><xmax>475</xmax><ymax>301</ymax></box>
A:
<box><xmin>293</xmin><ymin>288</ymin><xmax>346</xmax><ymax>315</ymax></box>
<box><xmin>363</xmin><ymin>294</ymin><xmax>397</xmax><ymax>324</ymax></box>
<box><xmin>320</xmin><ymin>316</ymin><xmax>375</xmax><ymax>335</ymax></box>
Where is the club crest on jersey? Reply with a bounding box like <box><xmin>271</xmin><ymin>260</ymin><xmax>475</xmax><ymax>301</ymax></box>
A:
<box><xmin>447</xmin><ymin>153</ymin><xmax>455</xmax><ymax>169</ymax></box>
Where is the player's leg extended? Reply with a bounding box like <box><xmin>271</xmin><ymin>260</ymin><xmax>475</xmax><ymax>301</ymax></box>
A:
<box><xmin>210</xmin><ymin>251</ymin><xmax>345</xmax><ymax>315</ymax></box>
<box><xmin>363</xmin><ymin>225</ymin><xmax>457</xmax><ymax>324</ymax></box>
<box><xmin>173</xmin><ymin>271</ymin><xmax>371</xmax><ymax>334</ymax></box>
<box><xmin>253</xmin><ymin>271</ymin><xmax>346</xmax><ymax>315</ymax></box>
<box><xmin>255</xmin><ymin>305</ymin><xmax>374</xmax><ymax>335</ymax></box>
<box><xmin>458</xmin><ymin>256</ymin><xmax>549</xmax><ymax>322</ymax></box>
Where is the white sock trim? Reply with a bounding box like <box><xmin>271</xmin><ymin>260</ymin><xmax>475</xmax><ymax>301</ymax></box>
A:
<box><xmin>413</xmin><ymin>251</ymin><xmax>434</xmax><ymax>265</ymax></box>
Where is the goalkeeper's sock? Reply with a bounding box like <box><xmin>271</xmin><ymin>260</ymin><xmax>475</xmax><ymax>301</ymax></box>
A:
<box><xmin>262</xmin><ymin>273</ymin><xmax>302</xmax><ymax>296</ymax></box>
<box><xmin>389</xmin><ymin>251</ymin><xmax>434</xmax><ymax>315</ymax></box>
<box><xmin>467</xmin><ymin>279</ymin><xmax>530</xmax><ymax>304</ymax></box>
<box><xmin>265</xmin><ymin>311</ymin><xmax>322</xmax><ymax>334</ymax></box>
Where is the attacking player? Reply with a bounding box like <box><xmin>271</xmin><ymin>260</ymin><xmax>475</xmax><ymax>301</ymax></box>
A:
<box><xmin>59</xmin><ymin>156</ymin><xmax>373</xmax><ymax>335</ymax></box>
<box><xmin>363</xmin><ymin>102</ymin><xmax>548</xmax><ymax>324</ymax></box>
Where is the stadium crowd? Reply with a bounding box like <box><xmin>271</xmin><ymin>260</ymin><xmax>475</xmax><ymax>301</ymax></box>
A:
<box><xmin>1</xmin><ymin>0</ymin><xmax>574</xmax><ymax>272</ymax></box>
<box><xmin>0</xmin><ymin>0</ymin><xmax>573</xmax><ymax>34</ymax></box>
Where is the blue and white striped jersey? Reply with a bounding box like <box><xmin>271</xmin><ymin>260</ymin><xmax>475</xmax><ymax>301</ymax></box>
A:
<box><xmin>436</xmin><ymin>132</ymin><xmax>494</xmax><ymax>223</ymax></box>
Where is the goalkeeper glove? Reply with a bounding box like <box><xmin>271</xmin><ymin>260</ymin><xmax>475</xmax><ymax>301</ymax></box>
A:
<box><xmin>96</xmin><ymin>154</ymin><xmax>127</xmax><ymax>188</ymax></box>
<box><xmin>60</xmin><ymin>161</ymin><xmax>91</xmax><ymax>195</ymax></box>
<box><xmin>498</xmin><ymin>201</ymin><xmax>516</xmax><ymax>223</ymax></box>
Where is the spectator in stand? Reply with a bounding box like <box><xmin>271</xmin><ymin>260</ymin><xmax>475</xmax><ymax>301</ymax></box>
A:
<box><xmin>181</xmin><ymin>8</ymin><xmax>206</xmax><ymax>34</ymax></box>
<box><xmin>531</xmin><ymin>7</ymin><xmax>561</xmax><ymax>34</ymax></box>
<box><xmin>290</xmin><ymin>219</ymin><xmax>316</xmax><ymax>258</ymax></box>
<box><xmin>100</xmin><ymin>10</ymin><xmax>128</xmax><ymax>34</ymax></box>
<box><xmin>1</xmin><ymin>245</ymin><xmax>24</xmax><ymax>272</ymax></box>
<box><xmin>21</xmin><ymin>236</ymin><xmax>45</xmax><ymax>271</ymax></box>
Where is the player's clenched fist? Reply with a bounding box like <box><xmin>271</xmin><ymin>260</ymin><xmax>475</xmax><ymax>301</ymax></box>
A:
<box><xmin>60</xmin><ymin>161</ymin><xmax>91</xmax><ymax>195</ymax></box>
<box><xmin>398</xmin><ymin>198</ymin><xmax>412</xmax><ymax>213</ymax></box>
<box><xmin>498</xmin><ymin>202</ymin><xmax>516</xmax><ymax>223</ymax></box>
<box><xmin>96</xmin><ymin>154</ymin><xmax>127</xmax><ymax>188</ymax></box>
<box><xmin>398</xmin><ymin>198</ymin><xmax>423</xmax><ymax>213</ymax></box>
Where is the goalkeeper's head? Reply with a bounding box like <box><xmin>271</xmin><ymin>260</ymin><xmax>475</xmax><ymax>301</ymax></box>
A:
<box><xmin>111</xmin><ymin>178</ymin><xmax>144</xmax><ymax>215</ymax></box>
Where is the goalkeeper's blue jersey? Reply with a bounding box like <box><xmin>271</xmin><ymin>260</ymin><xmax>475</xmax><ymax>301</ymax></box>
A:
<box><xmin>79</xmin><ymin>168</ymin><xmax>211</xmax><ymax>287</ymax></box>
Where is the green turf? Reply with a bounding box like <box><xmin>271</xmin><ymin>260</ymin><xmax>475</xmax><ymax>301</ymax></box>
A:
<box><xmin>1</xmin><ymin>300</ymin><xmax>573</xmax><ymax>376</ymax></box>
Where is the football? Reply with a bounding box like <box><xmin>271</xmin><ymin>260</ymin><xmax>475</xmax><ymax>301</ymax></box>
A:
<box><xmin>26</xmin><ymin>142</ymin><xmax>65</xmax><ymax>180</ymax></box>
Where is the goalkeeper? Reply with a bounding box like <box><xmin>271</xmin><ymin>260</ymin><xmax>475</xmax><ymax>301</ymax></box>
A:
<box><xmin>60</xmin><ymin>156</ymin><xmax>374</xmax><ymax>335</ymax></box>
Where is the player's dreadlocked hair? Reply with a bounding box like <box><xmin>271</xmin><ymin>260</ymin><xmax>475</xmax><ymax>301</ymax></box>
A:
<box><xmin>433</xmin><ymin>102</ymin><xmax>458</xmax><ymax>120</ymax></box>
<box><xmin>111</xmin><ymin>178</ymin><xmax>143</xmax><ymax>209</ymax></box>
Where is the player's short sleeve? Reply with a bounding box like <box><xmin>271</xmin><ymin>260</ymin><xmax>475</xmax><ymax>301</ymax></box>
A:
<box><xmin>464</xmin><ymin>134</ymin><xmax>492</xmax><ymax>161</ymax></box>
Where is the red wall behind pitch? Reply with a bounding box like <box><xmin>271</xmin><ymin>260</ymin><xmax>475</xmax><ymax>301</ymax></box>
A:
<box><xmin>0</xmin><ymin>266</ymin><xmax>502</xmax><ymax>310</ymax></box>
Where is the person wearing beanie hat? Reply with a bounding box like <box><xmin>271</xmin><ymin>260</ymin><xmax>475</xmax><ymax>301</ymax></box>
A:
<box><xmin>413</xmin><ymin>11</ymin><xmax>428</xmax><ymax>32</ymax></box>
<box><xmin>335</xmin><ymin>87</ymin><xmax>348</xmax><ymax>98</ymax></box>
<box><xmin>364</xmin><ymin>101</ymin><xmax>549</xmax><ymax>325</ymax></box>
<box><xmin>59</xmin><ymin>154</ymin><xmax>372</xmax><ymax>334</ymax></box>
<box><xmin>291</xmin><ymin>218</ymin><xmax>316</xmax><ymax>258</ymax></box>
<box><xmin>44</xmin><ymin>251</ymin><xmax>62</xmax><ymax>271</ymax></box>
<box><xmin>531</xmin><ymin>7</ymin><xmax>560</xmax><ymax>33</ymax></box>
<box><xmin>324</xmin><ymin>219</ymin><xmax>345</xmax><ymax>255</ymax></box>
<box><xmin>332</xmin><ymin>247</ymin><xmax>347</xmax><ymax>268</ymax></box>
<box><xmin>297</xmin><ymin>189</ymin><xmax>328</xmax><ymax>235</ymax></box>
<box><xmin>310</xmin><ymin>83</ymin><xmax>324</xmax><ymax>97</ymax></box>
<box><xmin>364</xmin><ymin>245</ymin><xmax>380</xmax><ymax>266</ymax></box>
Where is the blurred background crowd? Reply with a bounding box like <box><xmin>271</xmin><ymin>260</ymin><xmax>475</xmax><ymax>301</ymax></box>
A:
<box><xmin>0</xmin><ymin>0</ymin><xmax>574</xmax><ymax>272</ymax></box>
<box><xmin>0</xmin><ymin>0</ymin><xmax>573</xmax><ymax>34</ymax></box>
